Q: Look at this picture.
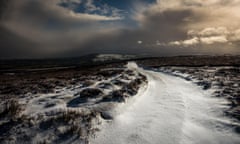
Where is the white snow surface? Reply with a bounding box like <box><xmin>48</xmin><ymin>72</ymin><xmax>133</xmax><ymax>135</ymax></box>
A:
<box><xmin>90</xmin><ymin>64</ymin><xmax>240</xmax><ymax>144</ymax></box>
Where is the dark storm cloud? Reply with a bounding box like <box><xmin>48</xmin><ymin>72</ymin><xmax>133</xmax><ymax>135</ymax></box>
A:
<box><xmin>65</xmin><ymin>6</ymin><xmax>209</xmax><ymax>55</ymax></box>
<box><xmin>0</xmin><ymin>0</ymin><xmax>8</xmax><ymax>19</ymax></box>
<box><xmin>73</xmin><ymin>0</ymin><xmax>240</xmax><ymax>56</ymax></box>
<box><xmin>0</xmin><ymin>0</ymin><xmax>40</xmax><ymax>59</ymax></box>
<box><xmin>1</xmin><ymin>0</ymin><xmax>240</xmax><ymax>58</ymax></box>
<box><xmin>0</xmin><ymin>26</ymin><xmax>38</xmax><ymax>59</ymax></box>
<box><xmin>108</xmin><ymin>8</ymin><xmax>191</xmax><ymax>45</ymax></box>
<box><xmin>0</xmin><ymin>0</ymin><xmax>127</xmax><ymax>58</ymax></box>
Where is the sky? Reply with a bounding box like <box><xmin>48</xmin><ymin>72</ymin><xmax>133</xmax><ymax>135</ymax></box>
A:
<box><xmin>1</xmin><ymin>0</ymin><xmax>240</xmax><ymax>59</ymax></box>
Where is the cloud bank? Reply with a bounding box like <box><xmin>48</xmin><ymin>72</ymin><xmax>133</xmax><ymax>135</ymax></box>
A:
<box><xmin>1</xmin><ymin>0</ymin><xmax>240</xmax><ymax>58</ymax></box>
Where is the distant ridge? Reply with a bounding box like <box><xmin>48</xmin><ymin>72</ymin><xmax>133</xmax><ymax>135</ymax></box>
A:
<box><xmin>1</xmin><ymin>54</ymin><xmax>240</xmax><ymax>72</ymax></box>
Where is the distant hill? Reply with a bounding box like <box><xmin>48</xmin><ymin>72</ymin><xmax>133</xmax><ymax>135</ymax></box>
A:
<box><xmin>93</xmin><ymin>54</ymin><xmax>137</xmax><ymax>62</ymax></box>
<box><xmin>0</xmin><ymin>54</ymin><xmax>139</xmax><ymax>71</ymax></box>
<box><xmin>1</xmin><ymin>54</ymin><xmax>240</xmax><ymax>72</ymax></box>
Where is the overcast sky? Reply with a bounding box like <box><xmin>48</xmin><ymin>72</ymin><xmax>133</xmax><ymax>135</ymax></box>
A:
<box><xmin>1</xmin><ymin>0</ymin><xmax>240</xmax><ymax>59</ymax></box>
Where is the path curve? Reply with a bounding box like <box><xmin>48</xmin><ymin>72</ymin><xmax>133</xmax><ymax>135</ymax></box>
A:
<box><xmin>90</xmin><ymin>68</ymin><xmax>240</xmax><ymax>144</ymax></box>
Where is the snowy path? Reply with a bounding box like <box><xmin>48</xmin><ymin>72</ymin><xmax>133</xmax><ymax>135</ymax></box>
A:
<box><xmin>90</xmin><ymin>68</ymin><xmax>240</xmax><ymax>144</ymax></box>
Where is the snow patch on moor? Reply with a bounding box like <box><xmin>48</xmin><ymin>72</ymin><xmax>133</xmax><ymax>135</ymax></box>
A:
<box><xmin>0</xmin><ymin>63</ymin><xmax>147</xmax><ymax>144</ymax></box>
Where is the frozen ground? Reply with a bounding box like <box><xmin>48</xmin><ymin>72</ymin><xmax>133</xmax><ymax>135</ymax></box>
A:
<box><xmin>0</xmin><ymin>63</ymin><xmax>147</xmax><ymax>144</ymax></box>
<box><xmin>1</xmin><ymin>62</ymin><xmax>240</xmax><ymax>144</ymax></box>
<box><xmin>90</xmin><ymin>64</ymin><xmax>240</xmax><ymax>144</ymax></box>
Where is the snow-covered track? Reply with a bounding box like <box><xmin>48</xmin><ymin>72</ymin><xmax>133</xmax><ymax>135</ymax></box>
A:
<box><xmin>90</xmin><ymin>64</ymin><xmax>240</xmax><ymax>144</ymax></box>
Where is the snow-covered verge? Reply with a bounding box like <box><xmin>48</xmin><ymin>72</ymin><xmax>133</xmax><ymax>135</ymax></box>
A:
<box><xmin>157</xmin><ymin>66</ymin><xmax>240</xmax><ymax>123</ymax></box>
<box><xmin>0</xmin><ymin>63</ymin><xmax>147</xmax><ymax>144</ymax></box>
